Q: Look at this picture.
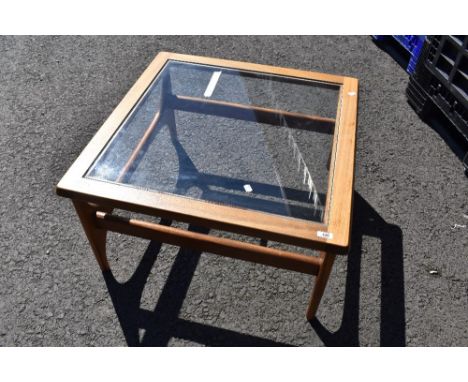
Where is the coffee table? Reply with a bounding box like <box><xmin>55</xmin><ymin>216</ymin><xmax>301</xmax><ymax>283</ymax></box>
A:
<box><xmin>56</xmin><ymin>52</ymin><xmax>358</xmax><ymax>320</ymax></box>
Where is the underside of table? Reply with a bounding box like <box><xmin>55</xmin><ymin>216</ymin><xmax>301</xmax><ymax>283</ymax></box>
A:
<box><xmin>73</xmin><ymin>199</ymin><xmax>337</xmax><ymax>320</ymax></box>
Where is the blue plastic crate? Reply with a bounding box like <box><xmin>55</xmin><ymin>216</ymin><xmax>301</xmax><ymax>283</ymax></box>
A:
<box><xmin>373</xmin><ymin>35</ymin><xmax>425</xmax><ymax>74</ymax></box>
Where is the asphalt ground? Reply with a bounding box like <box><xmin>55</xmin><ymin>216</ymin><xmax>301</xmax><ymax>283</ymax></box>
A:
<box><xmin>0</xmin><ymin>36</ymin><xmax>466</xmax><ymax>346</ymax></box>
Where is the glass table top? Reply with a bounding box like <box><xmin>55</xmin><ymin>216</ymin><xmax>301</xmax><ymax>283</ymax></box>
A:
<box><xmin>86</xmin><ymin>60</ymin><xmax>341</xmax><ymax>223</ymax></box>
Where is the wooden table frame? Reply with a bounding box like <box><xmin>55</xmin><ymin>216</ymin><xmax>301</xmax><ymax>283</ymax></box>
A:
<box><xmin>56</xmin><ymin>52</ymin><xmax>358</xmax><ymax>320</ymax></box>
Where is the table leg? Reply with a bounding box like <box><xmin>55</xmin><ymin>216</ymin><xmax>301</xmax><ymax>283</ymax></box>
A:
<box><xmin>306</xmin><ymin>251</ymin><xmax>336</xmax><ymax>320</ymax></box>
<box><xmin>73</xmin><ymin>200</ymin><xmax>112</xmax><ymax>272</ymax></box>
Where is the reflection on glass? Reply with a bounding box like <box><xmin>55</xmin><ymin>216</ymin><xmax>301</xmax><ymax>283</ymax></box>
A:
<box><xmin>87</xmin><ymin>61</ymin><xmax>340</xmax><ymax>223</ymax></box>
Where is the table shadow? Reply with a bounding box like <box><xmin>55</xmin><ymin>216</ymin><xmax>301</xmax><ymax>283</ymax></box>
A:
<box><xmin>372</xmin><ymin>37</ymin><xmax>468</xmax><ymax>169</ymax></box>
<box><xmin>371</xmin><ymin>37</ymin><xmax>412</xmax><ymax>73</ymax></box>
<box><xmin>309</xmin><ymin>192</ymin><xmax>406</xmax><ymax>346</ymax></box>
<box><xmin>101</xmin><ymin>192</ymin><xmax>405</xmax><ymax>346</ymax></box>
<box><xmin>103</xmin><ymin>221</ymin><xmax>292</xmax><ymax>346</ymax></box>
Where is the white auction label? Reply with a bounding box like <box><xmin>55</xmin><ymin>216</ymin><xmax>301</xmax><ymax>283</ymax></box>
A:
<box><xmin>317</xmin><ymin>231</ymin><xmax>333</xmax><ymax>239</ymax></box>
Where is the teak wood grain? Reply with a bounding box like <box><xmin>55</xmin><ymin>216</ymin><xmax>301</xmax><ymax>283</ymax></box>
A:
<box><xmin>56</xmin><ymin>52</ymin><xmax>358</xmax><ymax>252</ymax></box>
<box><xmin>56</xmin><ymin>52</ymin><xmax>359</xmax><ymax>320</ymax></box>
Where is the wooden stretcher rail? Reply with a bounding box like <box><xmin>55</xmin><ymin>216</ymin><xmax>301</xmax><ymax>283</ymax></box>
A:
<box><xmin>95</xmin><ymin>211</ymin><xmax>322</xmax><ymax>275</ymax></box>
<box><xmin>168</xmin><ymin>95</ymin><xmax>335</xmax><ymax>131</ymax></box>
<box><xmin>114</xmin><ymin>93</ymin><xmax>334</xmax><ymax>183</ymax></box>
<box><xmin>116</xmin><ymin>111</ymin><xmax>162</xmax><ymax>183</ymax></box>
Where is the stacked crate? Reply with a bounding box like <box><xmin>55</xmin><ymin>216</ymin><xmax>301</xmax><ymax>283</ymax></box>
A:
<box><xmin>406</xmin><ymin>36</ymin><xmax>468</xmax><ymax>145</ymax></box>
<box><xmin>372</xmin><ymin>35</ymin><xmax>426</xmax><ymax>74</ymax></box>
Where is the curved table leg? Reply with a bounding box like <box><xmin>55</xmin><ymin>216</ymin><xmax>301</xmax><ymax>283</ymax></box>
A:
<box><xmin>306</xmin><ymin>252</ymin><xmax>336</xmax><ymax>320</ymax></box>
<box><xmin>73</xmin><ymin>200</ymin><xmax>112</xmax><ymax>272</ymax></box>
